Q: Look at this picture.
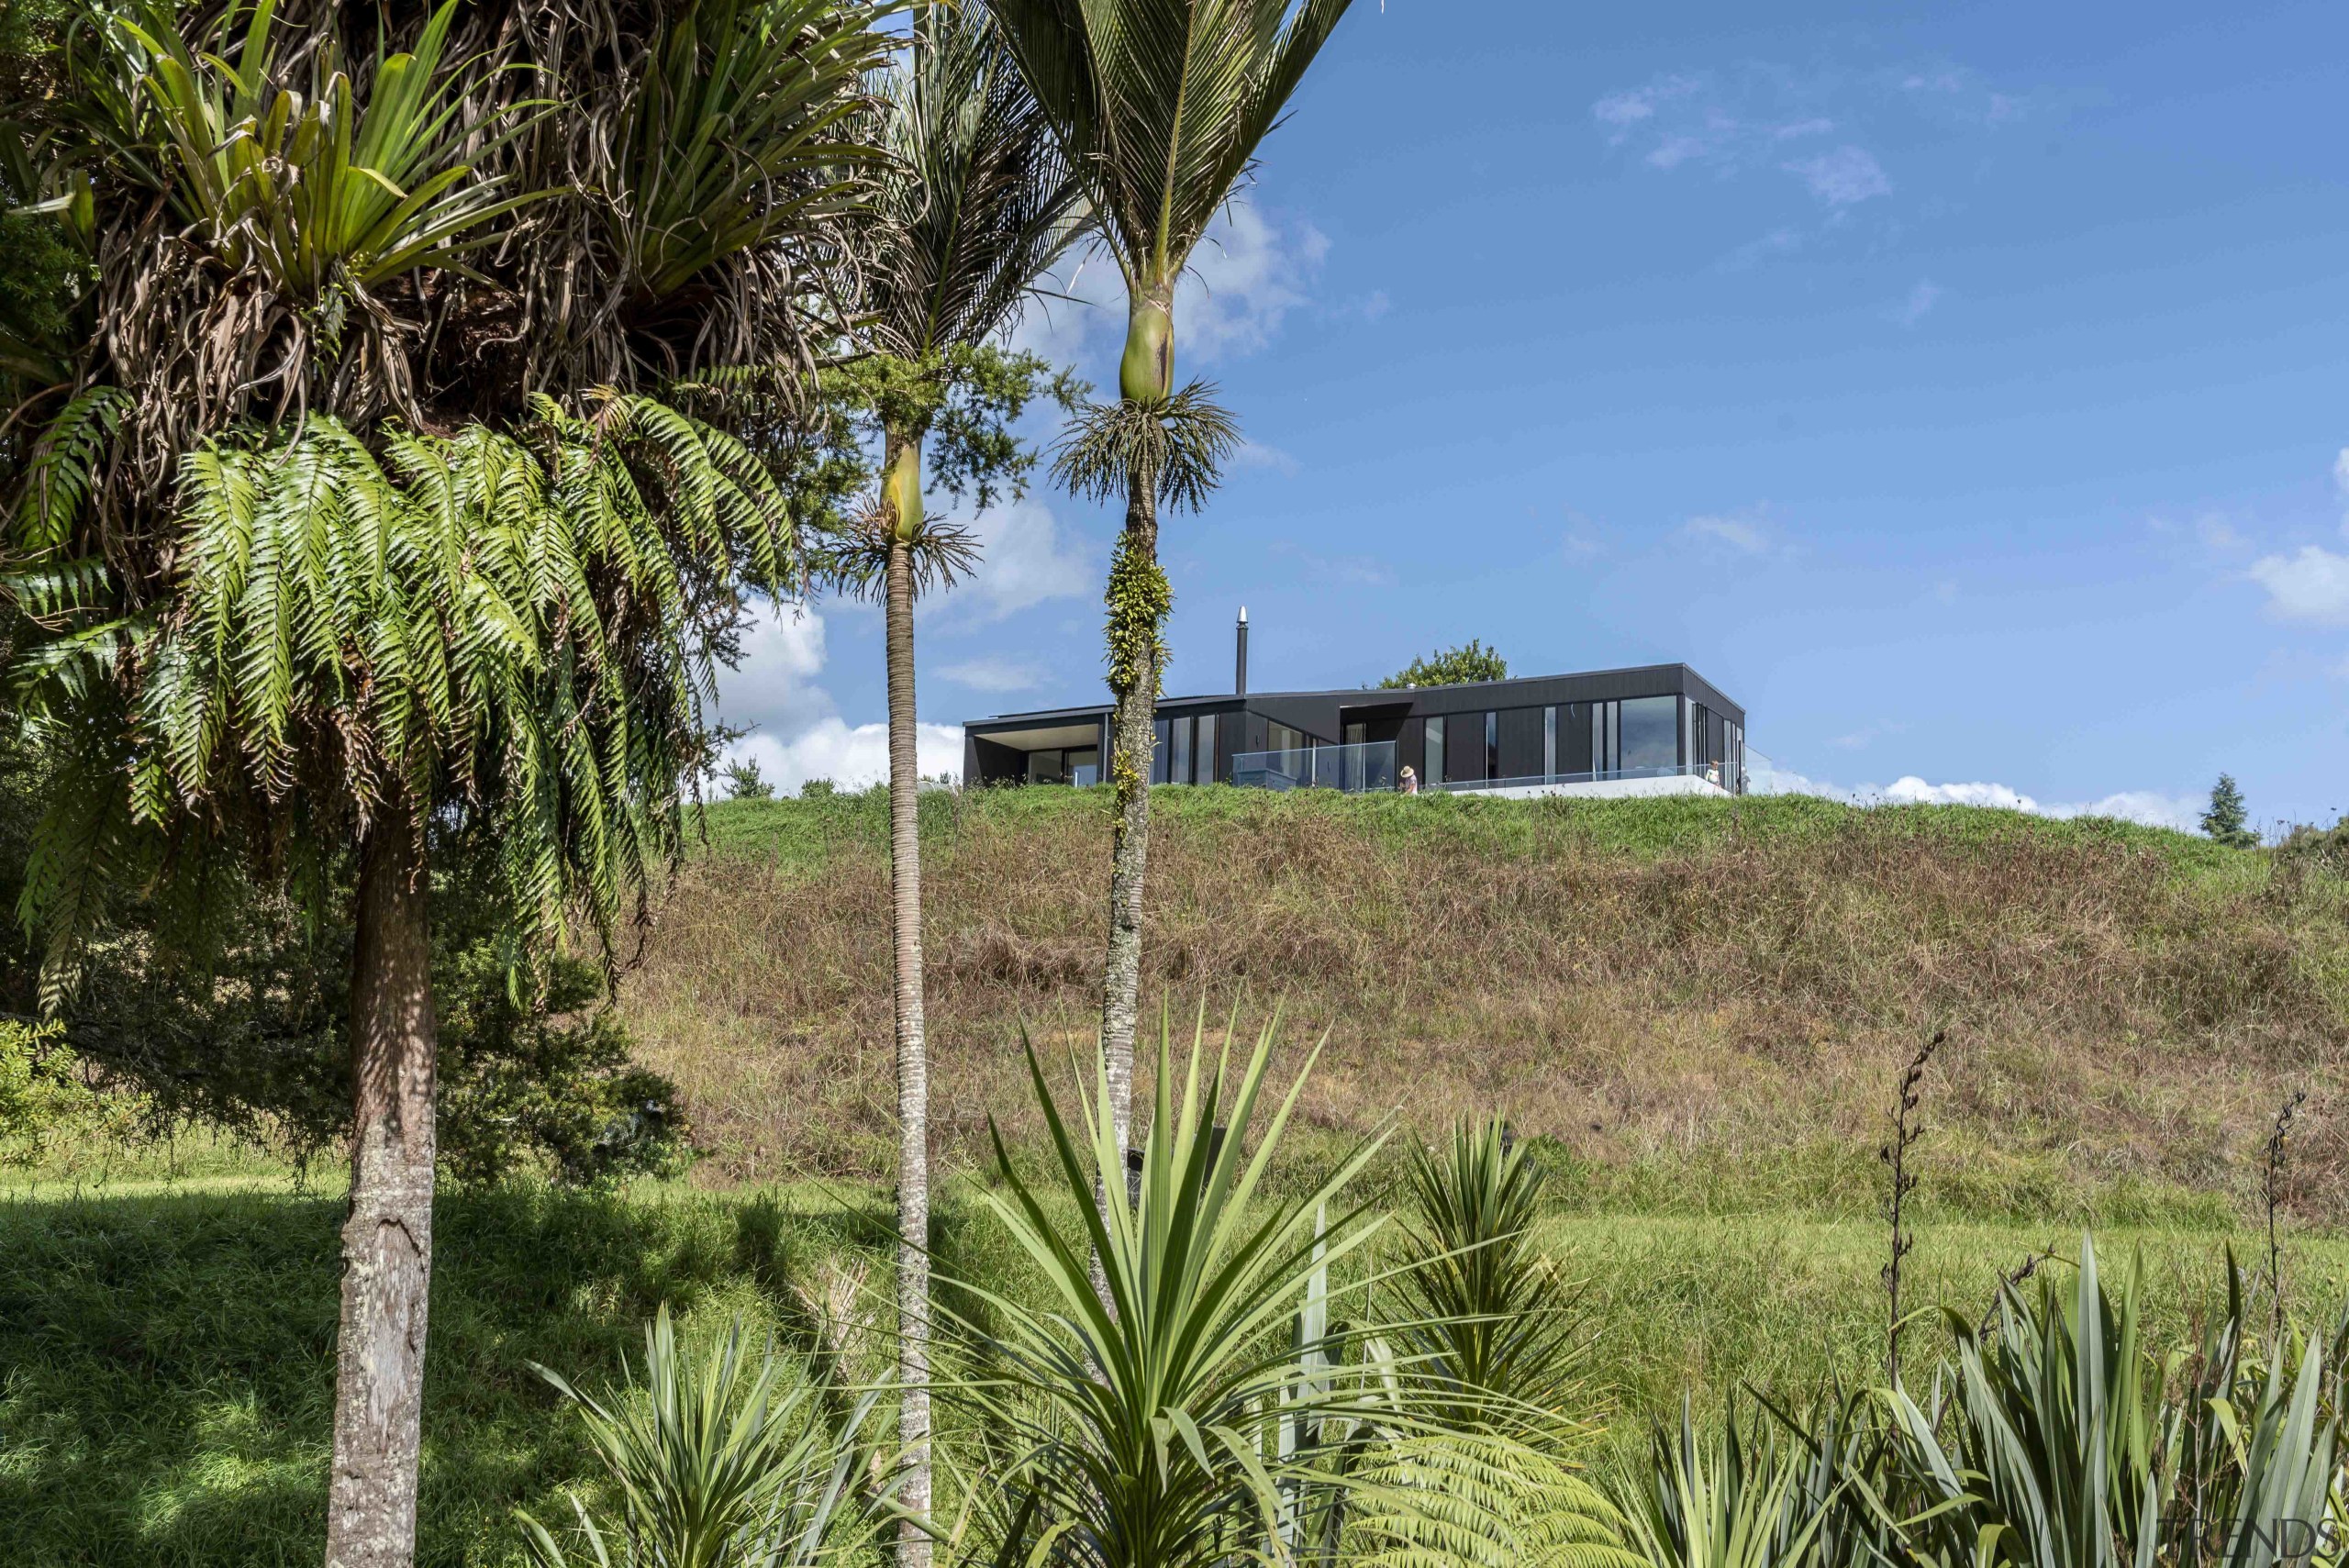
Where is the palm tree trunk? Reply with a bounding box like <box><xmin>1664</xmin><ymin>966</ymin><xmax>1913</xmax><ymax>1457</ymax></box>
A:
<box><xmin>1098</xmin><ymin>280</ymin><xmax>1176</xmax><ymax>1186</ymax></box>
<box><xmin>326</xmin><ymin>800</ymin><xmax>438</xmax><ymax>1568</ymax></box>
<box><xmin>884</xmin><ymin>435</ymin><xmax>933</xmax><ymax>1568</ymax></box>
<box><xmin>1097</xmin><ymin>466</ymin><xmax>1162</xmax><ymax>1180</ymax></box>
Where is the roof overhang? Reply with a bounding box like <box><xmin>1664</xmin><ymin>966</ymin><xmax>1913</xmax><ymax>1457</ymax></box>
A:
<box><xmin>970</xmin><ymin>721</ymin><xmax>1102</xmax><ymax>751</ymax></box>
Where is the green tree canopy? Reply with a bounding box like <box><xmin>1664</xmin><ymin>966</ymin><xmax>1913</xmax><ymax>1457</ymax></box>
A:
<box><xmin>1382</xmin><ymin>639</ymin><xmax>1508</xmax><ymax>689</ymax></box>
<box><xmin>2201</xmin><ymin>773</ymin><xmax>2257</xmax><ymax>849</ymax></box>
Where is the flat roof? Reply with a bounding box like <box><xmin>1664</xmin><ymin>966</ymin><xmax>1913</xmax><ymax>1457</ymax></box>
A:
<box><xmin>966</xmin><ymin>662</ymin><xmax>1742</xmax><ymax>728</ymax></box>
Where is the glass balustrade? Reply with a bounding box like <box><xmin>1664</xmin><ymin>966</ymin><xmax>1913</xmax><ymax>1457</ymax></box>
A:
<box><xmin>1230</xmin><ymin>740</ymin><xmax>1397</xmax><ymax>793</ymax></box>
<box><xmin>1228</xmin><ymin>742</ymin><xmax>1753</xmax><ymax>795</ymax></box>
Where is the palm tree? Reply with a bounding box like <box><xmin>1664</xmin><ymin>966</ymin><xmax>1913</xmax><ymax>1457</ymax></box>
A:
<box><xmin>824</xmin><ymin>7</ymin><xmax>1084</xmax><ymax>1560</ymax></box>
<box><xmin>2</xmin><ymin>2</ymin><xmax>886</xmax><ymax>1562</ymax></box>
<box><xmin>984</xmin><ymin>0</ymin><xmax>1354</xmax><ymax>1163</ymax></box>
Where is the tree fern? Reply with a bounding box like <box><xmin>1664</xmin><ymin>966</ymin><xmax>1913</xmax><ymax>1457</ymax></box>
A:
<box><xmin>9</xmin><ymin>392</ymin><xmax>798</xmax><ymax>991</ymax></box>
<box><xmin>1346</xmin><ymin>1433</ymin><xmax>1643</xmax><ymax>1568</ymax></box>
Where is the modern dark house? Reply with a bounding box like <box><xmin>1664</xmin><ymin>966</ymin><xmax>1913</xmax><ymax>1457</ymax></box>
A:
<box><xmin>961</xmin><ymin>611</ymin><xmax>1749</xmax><ymax>797</ymax></box>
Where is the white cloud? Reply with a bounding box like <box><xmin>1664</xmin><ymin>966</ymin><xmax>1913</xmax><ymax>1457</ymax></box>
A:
<box><xmin>1829</xmin><ymin>720</ymin><xmax>1909</xmax><ymax>751</ymax></box>
<box><xmin>2195</xmin><ymin>513</ymin><xmax>2247</xmax><ymax>550</ymax></box>
<box><xmin>945</xmin><ymin>498</ymin><xmax>1099</xmax><ymax>625</ymax></box>
<box><xmin>1881</xmin><ymin>776</ymin><xmax>2199</xmax><ymax>829</ymax></box>
<box><xmin>1686</xmin><ymin>514</ymin><xmax>1770</xmax><ymax>553</ymax></box>
<box><xmin>1003</xmin><ymin>251</ymin><xmax>1124</xmax><ymax>371</ymax></box>
<box><xmin>1234</xmin><ymin>439</ymin><xmax>1301</xmax><ymax>476</ymax></box>
<box><xmin>1784</xmin><ymin>145</ymin><xmax>1892</xmax><ymax>206</ymax></box>
<box><xmin>1177</xmin><ymin>202</ymin><xmax>1329</xmax><ymax>363</ymax></box>
<box><xmin>1882</xmin><ymin>776</ymin><xmax>2038</xmax><ymax>811</ymax></box>
<box><xmin>715</xmin><ymin>607</ymin><xmax>832</xmax><ymax>740</ymax></box>
<box><xmin>1719</xmin><ymin>227</ymin><xmax>1802</xmax><ymax>272</ymax></box>
<box><xmin>1592</xmin><ymin>75</ymin><xmax>1703</xmax><ymax>137</ymax></box>
<box><xmin>1751</xmin><ymin>758</ymin><xmax>2199</xmax><ymax>831</ymax></box>
<box><xmin>2061</xmin><ymin>791</ymin><xmax>2204</xmax><ymax>830</ymax></box>
<box><xmin>715</xmin><ymin>606</ymin><xmax>966</xmax><ymax>791</ymax></box>
<box><xmin>1009</xmin><ymin>198</ymin><xmax>1330</xmax><ymax>375</ymax></box>
<box><xmin>1268</xmin><ymin>539</ymin><xmax>1397</xmax><ymax>587</ymax></box>
<box><xmin>1889</xmin><ymin>278</ymin><xmax>1943</xmax><ymax>326</ymax></box>
<box><xmin>2246</xmin><ymin>545</ymin><xmax>2349</xmax><ymax>624</ymax></box>
<box><xmin>731</xmin><ymin>719</ymin><xmax>964</xmax><ymax>795</ymax></box>
<box><xmin>939</xmin><ymin>655</ymin><xmax>1044</xmax><ymax>694</ymax></box>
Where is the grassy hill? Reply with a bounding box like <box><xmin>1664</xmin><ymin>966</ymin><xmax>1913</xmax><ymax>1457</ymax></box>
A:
<box><xmin>10</xmin><ymin>785</ymin><xmax>2349</xmax><ymax>1564</ymax></box>
<box><xmin>629</xmin><ymin>786</ymin><xmax>2349</xmax><ymax>1226</ymax></box>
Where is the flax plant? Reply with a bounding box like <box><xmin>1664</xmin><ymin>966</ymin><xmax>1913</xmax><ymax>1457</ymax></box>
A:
<box><xmin>1392</xmin><ymin>1118</ymin><xmax>1592</xmax><ymax>1436</ymax></box>
<box><xmin>520</xmin><ymin>1307</ymin><xmax>885</xmax><ymax>1568</ymax></box>
<box><xmin>943</xmin><ymin>1010</ymin><xmax>1396</xmax><ymax>1568</ymax></box>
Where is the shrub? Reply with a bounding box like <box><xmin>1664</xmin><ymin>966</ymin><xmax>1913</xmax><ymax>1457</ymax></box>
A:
<box><xmin>0</xmin><ymin>1018</ymin><xmax>142</xmax><ymax>1166</ymax></box>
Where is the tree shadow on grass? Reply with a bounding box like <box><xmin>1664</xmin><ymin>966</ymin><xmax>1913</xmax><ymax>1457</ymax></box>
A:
<box><xmin>0</xmin><ymin>1184</ymin><xmax>852</xmax><ymax>1568</ymax></box>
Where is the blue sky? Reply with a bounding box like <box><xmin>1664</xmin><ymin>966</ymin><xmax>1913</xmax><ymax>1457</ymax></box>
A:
<box><xmin>720</xmin><ymin>0</ymin><xmax>2349</xmax><ymax>832</ymax></box>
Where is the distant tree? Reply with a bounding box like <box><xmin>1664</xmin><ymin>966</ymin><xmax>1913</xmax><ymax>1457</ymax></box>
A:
<box><xmin>2202</xmin><ymin>774</ymin><xmax>2258</xmax><ymax>849</ymax></box>
<box><xmin>1382</xmin><ymin>639</ymin><xmax>1509</xmax><ymax>689</ymax></box>
<box><xmin>722</xmin><ymin>758</ymin><xmax>775</xmax><ymax>802</ymax></box>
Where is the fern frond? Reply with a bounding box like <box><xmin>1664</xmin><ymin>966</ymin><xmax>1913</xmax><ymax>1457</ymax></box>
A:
<box><xmin>1348</xmin><ymin>1432</ymin><xmax>1643</xmax><ymax>1568</ymax></box>
<box><xmin>9</xmin><ymin>393</ymin><xmax>800</xmax><ymax>976</ymax></box>
<box><xmin>10</xmin><ymin>386</ymin><xmax>128</xmax><ymax>552</ymax></box>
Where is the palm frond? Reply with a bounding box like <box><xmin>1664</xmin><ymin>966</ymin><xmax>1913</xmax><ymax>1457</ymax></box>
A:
<box><xmin>1050</xmin><ymin>381</ymin><xmax>1238</xmax><ymax>513</ymax></box>
<box><xmin>984</xmin><ymin>0</ymin><xmax>1354</xmax><ymax>290</ymax></box>
<box><xmin>864</xmin><ymin>4</ymin><xmax>1089</xmax><ymax>359</ymax></box>
<box><xmin>814</xmin><ymin>496</ymin><xmax>982</xmax><ymax>604</ymax></box>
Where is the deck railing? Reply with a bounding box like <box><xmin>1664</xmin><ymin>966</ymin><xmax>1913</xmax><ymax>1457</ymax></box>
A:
<box><xmin>1229</xmin><ymin>740</ymin><xmax>1397</xmax><ymax>793</ymax></box>
<box><xmin>1228</xmin><ymin>744</ymin><xmax>1746</xmax><ymax>795</ymax></box>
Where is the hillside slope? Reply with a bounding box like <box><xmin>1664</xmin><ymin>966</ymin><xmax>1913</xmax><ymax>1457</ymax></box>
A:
<box><xmin>624</xmin><ymin>788</ymin><xmax>2349</xmax><ymax>1222</ymax></box>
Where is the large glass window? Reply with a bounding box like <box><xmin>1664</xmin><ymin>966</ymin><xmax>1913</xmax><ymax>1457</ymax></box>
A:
<box><xmin>1194</xmin><ymin>714</ymin><xmax>1219</xmax><ymax>784</ymax></box>
<box><xmin>1151</xmin><ymin>717</ymin><xmax>1172</xmax><ymax>785</ymax></box>
<box><xmin>1268</xmin><ymin>721</ymin><xmax>1305</xmax><ymax>755</ymax></box>
<box><xmin>1483</xmin><ymin>711</ymin><xmax>1498</xmax><ymax>780</ymax></box>
<box><xmin>1025</xmin><ymin>749</ymin><xmax>1066</xmax><ymax>784</ymax></box>
<box><xmin>1424</xmin><ymin>716</ymin><xmax>1444</xmax><ymax>784</ymax></box>
<box><xmin>1543</xmin><ymin>706</ymin><xmax>1557</xmax><ymax>782</ymax></box>
<box><xmin>1169</xmin><ymin>716</ymin><xmax>1192</xmax><ymax>784</ymax></box>
<box><xmin>1620</xmin><ymin>695</ymin><xmax>1677</xmax><ymax>773</ymax></box>
<box><xmin>1068</xmin><ymin>747</ymin><xmax>1100</xmax><ymax>787</ymax></box>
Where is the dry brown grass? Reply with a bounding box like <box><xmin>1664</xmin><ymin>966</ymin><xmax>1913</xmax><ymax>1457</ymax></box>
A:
<box><xmin>619</xmin><ymin>788</ymin><xmax>2349</xmax><ymax>1220</ymax></box>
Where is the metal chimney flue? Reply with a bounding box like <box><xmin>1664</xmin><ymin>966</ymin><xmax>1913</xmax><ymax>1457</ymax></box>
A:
<box><xmin>1235</xmin><ymin>606</ymin><xmax>1249</xmax><ymax>696</ymax></box>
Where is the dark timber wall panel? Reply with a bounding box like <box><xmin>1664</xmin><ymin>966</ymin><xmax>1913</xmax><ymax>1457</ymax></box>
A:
<box><xmin>1497</xmin><ymin>706</ymin><xmax>1543</xmax><ymax>781</ymax></box>
<box><xmin>1562</xmin><ymin>703</ymin><xmax>1594</xmax><ymax>774</ymax></box>
<box><xmin>1443</xmin><ymin>714</ymin><xmax>1486</xmax><ymax>784</ymax></box>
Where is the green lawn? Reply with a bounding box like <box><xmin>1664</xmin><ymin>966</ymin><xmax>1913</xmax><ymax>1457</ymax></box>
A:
<box><xmin>5</xmin><ymin>1168</ymin><xmax>2343</xmax><ymax>1566</ymax></box>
